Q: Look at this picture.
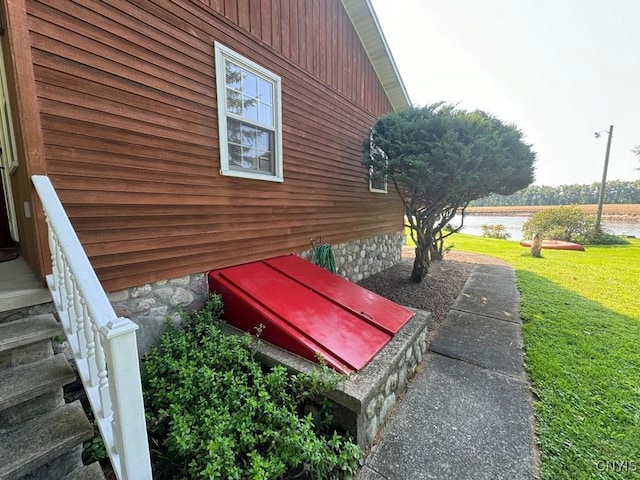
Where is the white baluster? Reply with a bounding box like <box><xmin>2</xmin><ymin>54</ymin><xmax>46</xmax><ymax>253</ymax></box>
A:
<box><xmin>82</xmin><ymin>299</ymin><xmax>99</xmax><ymax>386</ymax></box>
<box><xmin>72</xmin><ymin>281</ymin><xmax>87</xmax><ymax>358</ymax></box>
<box><xmin>47</xmin><ymin>224</ymin><xmax>62</xmax><ymax>311</ymax></box>
<box><xmin>66</xmin><ymin>269</ymin><xmax>85</xmax><ymax>358</ymax></box>
<box><xmin>57</xmin><ymin>248</ymin><xmax>71</xmax><ymax>332</ymax></box>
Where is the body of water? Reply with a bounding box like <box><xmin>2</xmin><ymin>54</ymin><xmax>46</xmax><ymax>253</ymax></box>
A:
<box><xmin>450</xmin><ymin>214</ymin><xmax>640</xmax><ymax>240</ymax></box>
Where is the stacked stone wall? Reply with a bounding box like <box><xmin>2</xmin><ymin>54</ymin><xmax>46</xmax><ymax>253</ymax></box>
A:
<box><xmin>299</xmin><ymin>231</ymin><xmax>404</xmax><ymax>282</ymax></box>
<box><xmin>359</xmin><ymin>325</ymin><xmax>428</xmax><ymax>445</ymax></box>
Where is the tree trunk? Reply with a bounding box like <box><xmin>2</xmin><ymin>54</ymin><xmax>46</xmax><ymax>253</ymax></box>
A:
<box><xmin>531</xmin><ymin>233</ymin><xmax>543</xmax><ymax>258</ymax></box>
<box><xmin>410</xmin><ymin>247</ymin><xmax>428</xmax><ymax>283</ymax></box>
<box><xmin>431</xmin><ymin>237</ymin><xmax>444</xmax><ymax>261</ymax></box>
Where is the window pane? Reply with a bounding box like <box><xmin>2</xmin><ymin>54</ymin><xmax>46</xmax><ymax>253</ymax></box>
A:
<box><xmin>255</xmin><ymin>130</ymin><xmax>269</xmax><ymax>150</ymax></box>
<box><xmin>242</xmin><ymin>71</ymin><xmax>258</xmax><ymax>97</ymax></box>
<box><xmin>258</xmin><ymin>130</ymin><xmax>274</xmax><ymax>174</ymax></box>
<box><xmin>243</xmin><ymin>95</ymin><xmax>259</xmax><ymax>122</ymax></box>
<box><xmin>241</xmin><ymin>124</ymin><xmax>258</xmax><ymax>149</ymax></box>
<box><xmin>227</xmin><ymin>118</ymin><xmax>242</xmax><ymax>143</ymax></box>
<box><xmin>228</xmin><ymin>143</ymin><xmax>242</xmax><ymax>168</ymax></box>
<box><xmin>226</xmin><ymin>88</ymin><xmax>242</xmax><ymax>115</ymax></box>
<box><xmin>258</xmin><ymin>102</ymin><xmax>273</xmax><ymax>126</ymax></box>
<box><xmin>243</xmin><ymin>146</ymin><xmax>257</xmax><ymax>170</ymax></box>
<box><xmin>225</xmin><ymin>62</ymin><xmax>242</xmax><ymax>90</ymax></box>
<box><xmin>258</xmin><ymin>155</ymin><xmax>273</xmax><ymax>173</ymax></box>
<box><xmin>258</xmin><ymin>78</ymin><xmax>272</xmax><ymax>102</ymax></box>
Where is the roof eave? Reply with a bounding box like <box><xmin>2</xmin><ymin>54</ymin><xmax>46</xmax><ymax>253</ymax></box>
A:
<box><xmin>341</xmin><ymin>0</ymin><xmax>411</xmax><ymax>112</ymax></box>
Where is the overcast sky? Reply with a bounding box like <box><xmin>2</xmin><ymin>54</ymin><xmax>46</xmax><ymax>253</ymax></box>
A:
<box><xmin>370</xmin><ymin>0</ymin><xmax>640</xmax><ymax>187</ymax></box>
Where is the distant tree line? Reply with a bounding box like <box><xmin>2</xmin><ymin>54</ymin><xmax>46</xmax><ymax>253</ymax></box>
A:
<box><xmin>472</xmin><ymin>180</ymin><xmax>640</xmax><ymax>206</ymax></box>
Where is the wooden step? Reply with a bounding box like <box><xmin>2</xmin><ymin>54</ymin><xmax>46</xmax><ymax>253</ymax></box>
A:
<box><xmin>0</xmin><ymin>401</ymin><xmax>93</xmax><ymax>480</ymax></box>
<box><xmin>0</xmin><ymin>314</ymin><xmax>61</xmax><ymax>354</ymax></box>
<box><xmin>0</xmin><ymin>353</ymin><xmax>75</xmax><ymax>412</ymax></box>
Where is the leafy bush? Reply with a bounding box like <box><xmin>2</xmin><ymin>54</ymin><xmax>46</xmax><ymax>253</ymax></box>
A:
<box><xmin>522</xmin><ymin>206</ymin><xmax>589</xmax><ymax>242</ymax></box>
<box><xmin>521</xmin><ymin>206</ymin><xmax>628</xmax><ymax>245</ymax></box>
<box><xmin>142</xmin><ymin>295</ymin><xmax>363</xmax><ymax>480</ymax></box>
<box><xmin>579</xmin><ymin>228</ymin><xmax>629</xmax><ymax>246</ymax></box>
<box><xmin>480</xmin><ymin>224</ymin><xmax>511</xmax><ymax>240</ymax></box>
<box><xmin>82</xmin><ymin>422</ymin><xmax>107</xmax><ymax>465</ymax></box>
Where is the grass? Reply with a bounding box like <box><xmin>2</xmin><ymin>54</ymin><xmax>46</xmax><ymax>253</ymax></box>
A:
<box><xmin>434</xmin><ymin>234</ymin><xmax>640</xmax><ymax>479</ymax></box>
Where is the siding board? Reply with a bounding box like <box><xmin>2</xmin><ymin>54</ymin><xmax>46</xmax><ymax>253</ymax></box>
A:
<box><xmin>280</xmin><ymin>0</ymin><xmax>290</xmax><ymax>58</ymax></box>
<box><xmin>288</xmin><ymin>0</ymin><xmax>299</xmax><ymax>63</ymax></box>
<box><xmin>21</xmin><ymin>0</ymin><xmax>398</xmax><ymax>290</ymax></box>
<box><xmin>258</xmin><ymin>0</ymin><xmax>270</xmax><ymax>45</ymax></box>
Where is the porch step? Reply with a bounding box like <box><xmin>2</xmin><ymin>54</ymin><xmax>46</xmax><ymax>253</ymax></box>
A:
<box><xmin>60</xmin><ymin>462</ymin><xmax>106</xmax><ymax>480</ymax></box>
<box><xmin>0</xmin><ymin>314</ymin><xmax>60</xmax><ymax>354</ymax></box>
<box><xmin>0</xmin><ymin>353</ymin><xmax>75</xmax><ymax>423</ymax></box>
<box><xmin>0</xmin><ymin>400</ymin><xmax>93</xmax><ymax>480</ymax></box>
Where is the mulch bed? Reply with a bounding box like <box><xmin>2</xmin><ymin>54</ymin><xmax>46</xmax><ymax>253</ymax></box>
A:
<box><xmin>357</xmin><ymin>252</ymin><xmax>476</xmax><ymax>336</ymax></box>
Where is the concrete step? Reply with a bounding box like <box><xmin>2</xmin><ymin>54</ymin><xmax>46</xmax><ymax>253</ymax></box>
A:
<box><xmin>60</xmin><ymin>462</ymin><xmax>106</xmax><ymax>480</ymax></box>
<box><xmin>0</xmin><ymin>401</ymin><xmax>93</xmax><ymax>480</ymax></box>
<box><xmin>0</xmin><ymin>353</ymin><xmax>77</xmax><ymax>427</ymax></box>
<box><xmin>0</xmin><ymin>314</ymin><xmax>61</xmax><ymax>354</ymax></box>
<box><xmin>0</xmin><ymin>353</ymin><xmax>75</xmax><ymax>412</ymax></box>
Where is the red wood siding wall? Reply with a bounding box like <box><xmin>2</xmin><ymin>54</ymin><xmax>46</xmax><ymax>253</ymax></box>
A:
<box><xmin>24</xmin><ymin>0</ymin><xmax>401</xmax><ymax>291</ymax></box>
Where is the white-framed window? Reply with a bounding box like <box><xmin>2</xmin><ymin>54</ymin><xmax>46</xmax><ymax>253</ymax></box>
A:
<box><xmin>215</xmin><ymin>42</ymin><xmax>283</xmax><ymax>182</ymax></box>
<box><xmin>368</xmin><ymin>130</ymin><xmax>387</xmax><ymax>193</ymax></box>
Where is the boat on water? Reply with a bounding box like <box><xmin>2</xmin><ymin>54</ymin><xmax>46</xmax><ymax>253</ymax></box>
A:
<box><xmin>519</xmin><ymin>239</ymin><xmax>585</xmax><ymax>251</ymax></box>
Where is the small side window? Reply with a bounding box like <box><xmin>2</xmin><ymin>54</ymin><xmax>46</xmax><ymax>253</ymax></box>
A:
<box><xmin>368</xmin><ymin>130</ymin><xmax>387</xmax><ymax>193</ymax></box>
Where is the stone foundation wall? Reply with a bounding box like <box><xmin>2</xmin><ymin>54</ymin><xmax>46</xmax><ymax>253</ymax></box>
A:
<box><xmin>106</xmin><ymin>273</ymin><xmax>210</xmax><ymax>354</ymax></box>
<box><xmin>299</xmin><ymin>231</ymin><xmax>404</xmax><ymax>283</ymax></box>
<box><xmin>108</xmin><ymin>230</ymin><xmax>403</xmax><ymax>354</ymax></box>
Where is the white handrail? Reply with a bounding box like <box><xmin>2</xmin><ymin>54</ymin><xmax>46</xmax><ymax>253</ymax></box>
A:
<box><xmin>31</xmin><ymin>175</ymin><xmax>152</xmax><ymax>480</ymax></box>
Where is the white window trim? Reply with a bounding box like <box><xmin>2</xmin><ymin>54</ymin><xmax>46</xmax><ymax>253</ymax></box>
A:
<box><xmin>215</xmin><ymin>42</ymin><xmax>283</xmax><ymax>182</ymax></box>
<box><xmin>368</xmin><ymin>129</ymin><xmax>387</xmax><ymax>193</ymax></box>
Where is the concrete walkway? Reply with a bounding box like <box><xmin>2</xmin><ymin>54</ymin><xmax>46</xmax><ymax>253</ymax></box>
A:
<box><xmin>357</xmin><ymin>257</ymin><xmax>539</xmax><ymax>480</ymax></box>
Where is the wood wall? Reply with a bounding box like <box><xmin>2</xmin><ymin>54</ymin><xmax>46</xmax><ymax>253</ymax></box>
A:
<box><xmin>22</xmin><ymin>0</ymin><xmax>402</xmax><ymax>291</ymax></box>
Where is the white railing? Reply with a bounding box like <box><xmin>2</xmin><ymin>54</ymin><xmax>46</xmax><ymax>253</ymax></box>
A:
<box><xmin>31</xmin><ymin>175</ymin><xmax>152</xmax><ymax>480</ymax></box>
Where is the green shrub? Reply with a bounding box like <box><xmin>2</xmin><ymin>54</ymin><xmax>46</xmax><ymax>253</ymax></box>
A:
<box><xmin>82</xmin><ymin>422</ymin><xmax>107</xmax><ymax>465</ymax></box>
<box><xmin>480</xmin><ymin>224</ymin><xmax>511</xmax><ymax>240</ymax></box>
<box><xmin>522</xmin><ymin>206</ymin><xmax>589</xmax><ymax>242</ymax></box>
<box><xmin>141</xmin><ymin>295</ymin><xmax>362</xmax><ymax>480</ymax></box>
<box><xmin>578</xmin><ymin>228</ymin><xmax>629</xmax><ymax>245</ymax></box>
<box><xmin>521</xmin><ymin>206</ymin><xmax>628</xmax><ymax>245</ymax></box>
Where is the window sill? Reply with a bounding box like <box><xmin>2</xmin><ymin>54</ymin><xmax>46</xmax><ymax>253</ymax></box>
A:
<box><xmin>220</xmin><ymin>169</ymin><xmax>283</xmax><ymax>183</ymax></box>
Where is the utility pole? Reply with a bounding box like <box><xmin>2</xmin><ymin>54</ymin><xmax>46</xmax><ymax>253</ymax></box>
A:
<box><xmin>595</xmin><ymin>124</ymin><xmax>613</xmax><ymax>232</ymax></box>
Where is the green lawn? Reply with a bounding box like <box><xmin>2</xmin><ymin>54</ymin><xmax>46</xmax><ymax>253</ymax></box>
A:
<box><xmin>438</xmin><ymin>234</ymin><xmax>640</xmax><ymax>479</ymax></box>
